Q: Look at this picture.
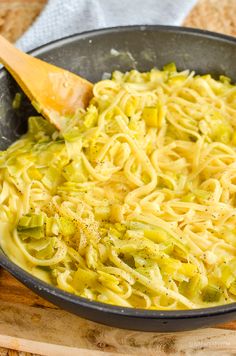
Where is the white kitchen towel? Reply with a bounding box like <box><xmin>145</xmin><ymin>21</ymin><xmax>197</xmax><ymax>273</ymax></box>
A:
<box><xmin>17</xmin><ymin>0</ymin><xmax>197</xmax><ymax>52</ymax></box>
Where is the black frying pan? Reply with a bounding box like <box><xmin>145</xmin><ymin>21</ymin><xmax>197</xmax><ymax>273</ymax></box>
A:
<box><xmin>1</xmin><ymin>26</ymin><xmax>236</xmax><ymax>332</ymax></box>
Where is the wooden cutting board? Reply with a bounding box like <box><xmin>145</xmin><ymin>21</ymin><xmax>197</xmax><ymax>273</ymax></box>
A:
<box><xmin>1</xmin><ymin>268</ymin><xmax>236</xmax><ymax>355</ymax></box>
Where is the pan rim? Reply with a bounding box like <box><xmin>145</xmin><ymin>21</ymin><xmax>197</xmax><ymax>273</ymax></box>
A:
<box><xmin>26</xmin><ymin>24</ymin><xmax>236</xmax><ymax>56</ymax></box>
<box><xmin>1</xmin><ymin>24</ymin><xmax>236</xmax><ymax>320</ymax></box>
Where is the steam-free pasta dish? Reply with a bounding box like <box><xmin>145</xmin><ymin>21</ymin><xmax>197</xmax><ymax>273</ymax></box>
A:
<box><xmin>1</xmin><ymin>64</ymin><xmax>236</xmax><ymax>310</ymax></box>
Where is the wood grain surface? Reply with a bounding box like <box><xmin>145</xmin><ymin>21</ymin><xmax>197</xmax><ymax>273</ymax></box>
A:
<box><xmin>1</xmin><ymin>270</ymin><xmax>236</xmax><ymax>356</ymax></box>
<box><xmin>0</xmin><ymin>269</ymin><xmax>54</xmax><ymax>309</ymax></box>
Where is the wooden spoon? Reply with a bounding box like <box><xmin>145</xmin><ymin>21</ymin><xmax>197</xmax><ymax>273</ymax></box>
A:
<box><xmin>0</xmin><ymin>35</ymin><xmax>93</xmax><ymax>130</ymax></box>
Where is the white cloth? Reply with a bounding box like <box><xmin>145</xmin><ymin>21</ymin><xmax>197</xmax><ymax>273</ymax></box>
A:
<box><xmin>17</xmin><ymin>0</ymin><xmax>197</xmax><ymax>52</ymax></box>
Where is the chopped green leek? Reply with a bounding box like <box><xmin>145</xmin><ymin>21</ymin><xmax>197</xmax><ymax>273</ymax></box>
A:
<box><xmin>17</xmin><ymin>213</ymin><xmax>46</xmax><ymax>239</ymax></box>
<box><xmin>207</xmin><ymin>112</ymin><xmax>233</xmax><ymax>144</ymax></box>
<box><xmin>179</xmin><ymin>263</ymin><xmax>197</xmax><ymax>277</ymax></box>
<box><xmin>94</xmin><ymin>206</ymin><xmax>110</xmax><ymax>220</ymax></box>
<box><xmin>168</xmin><ymin>75</ymin><xmax>186</xmax><ymax>86</ymax></box>
<box><xmin>125</xmin><ymin>97</ymin><xmax>137</xmax><ymax>117</ymax></box>
<box><xmin>179</xmin><ymin>275</ymin><xmax>201</xmax><ymax>299</ymax></box>
<box><xmin>59</xmin><ymin>217</ymin><xmax>76</xmax><ymax>236</ymax></box>
<box><xmin>62</xmin><ymin>160</ymin><xmax>87</xmax><ymax>183</ymax></box>
<box><xmin>144</xmin><ymin>227</ymin><xmax>188</xmax><ymax>257</ymax></box>
<box><xmin>163</xmin><ymin>62</ymin><xmax>177</xmax><ymax>72</ymax></box>
<box><xmin>63</xmin><ymin>128</ymin><xmax>81</xmax><ymax>142</ymax></box>
<box><xmin>27</xmin><ymin>167</ymin><xmax>43</xmax><ymax>180</ymax></box>
<box><xmin>201</xmin><ymin>285</ymin><xmax>221</xmax><ymax>302</ymax></box>
<box><xmin>219</xmin><ymin>75</ymin><xmax>231</xmax><ymax>84</ymax></box>
<box><xmin>143</xmin><ymin>107</ymin><xmax>158</xmax><ymax>128</ymax></box>
<box><xmin>72</xmin><ymin>268</ymin><xmax>97</xmax><ymax>291</ymax></box>
<box><xmin>83</xmin><ymin>105</ymin><xmax>98</xmax><ymax>128</ymax></box>
<box><xmin>181</xmin><ymin>193</ymin><xmax>195</xmax><ymax>202</ymax></box>
<box><xmin>18</xmin><ymin>215</ymin><xmax>31</xmax><ymax>228</ymax></box>
<box><xmin>18</xmin><ymin>227</ymin><xmax>44</xmax><ymax>239</ymax></box>
<box><xmin>45</xmin><ymin>217</ymin><xmax>58</xmax><ymax>236</ymax></box>
<box><xmin>18</xmin><ymin>213</ymin><xmax>45</xmax><ymax>229</ymax></box>
<box><xmin>142</xmin><ymin>103</ymin><xmax>165</xmax><ymax>128</ymax></box>
<box><xmin>12</xmin><ymin>92</ymin><xmax>22</xmax><ymax>109</ymax></box>
<box><xmin>144</xmin><ymin>228</ymin><xmax>170</xmax><ymax>243</ymax></box>
<box><xmin>42</xmin><ymin>167</ymin><xmax>62</xmax><ymax>189</ymax></box>
<box><xmin>28</xmin><ymin>116</ymin><xmax>55</xmax><ymax>136</ymax></box>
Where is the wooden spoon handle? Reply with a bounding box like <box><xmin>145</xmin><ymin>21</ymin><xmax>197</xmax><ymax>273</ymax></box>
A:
<box><xmin>0</xmin><ymin>35</ymin><xmax>35</xmax><ymax>99</ymax></box>
<box><xmin>0</xmin><ymin>35</ymin><xmax>27</xmax><ymax>68</ymax></box>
